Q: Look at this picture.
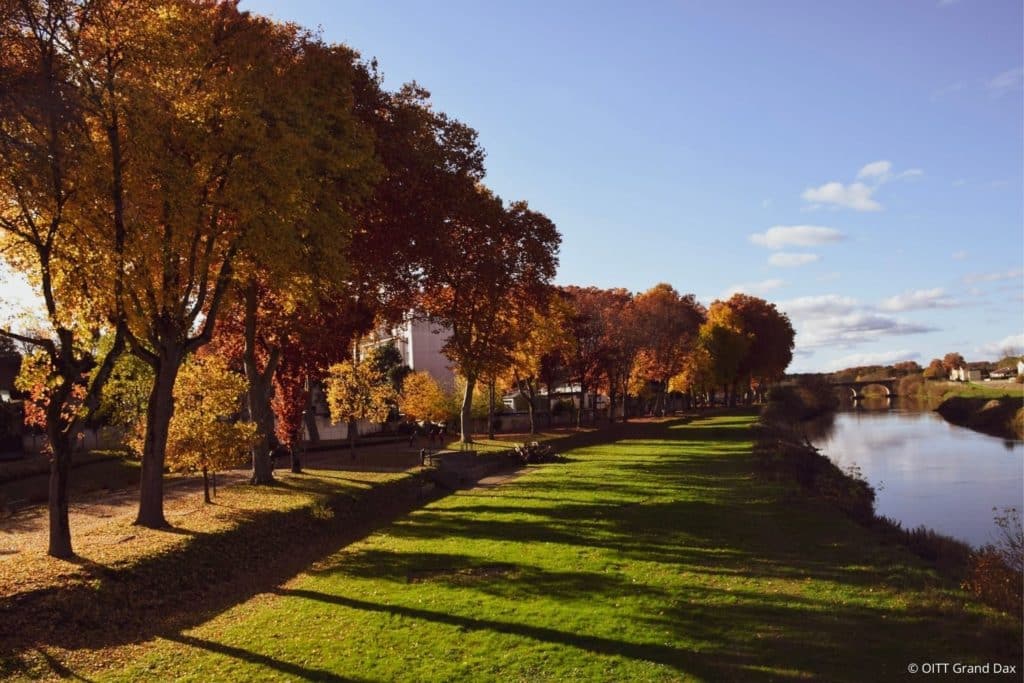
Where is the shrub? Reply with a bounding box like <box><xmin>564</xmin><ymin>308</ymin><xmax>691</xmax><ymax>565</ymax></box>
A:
<box><xmin>961</xmin><ymin>507</ymin><xmax>1024</xmax><ymax>615</ymax></box>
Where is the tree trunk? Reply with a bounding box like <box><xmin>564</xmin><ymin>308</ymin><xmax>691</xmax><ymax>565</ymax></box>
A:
<box><xmin>290</xmin><ymin>443</ymin><xmax>302</xmax><ymax>473</ymax></box>
<box><xmin>202</xmin><ymin>467</ymin><xmax>211</xmax><ymax>504</ymax></box>
<box><xmin>487</xmin><ymin>381</ymin><xmax>496</xmax><ymax>440</ymax></box>
<box><xmin>460</xmin><ymin>373</ymin><xmax>477</xmax><ymax>444</ymax></box>
<box><xmin>248</xmin><ymin>380</ymin><xmax>276</xmax><ymax>484</ymax></box>
<box><xmin>526</xmin><ymin>385</ymin><xmax>537</xmax><ymax>435</ymax></box>
<box><xmin>348</xmin><ymin>419</ymin><xmax>357</xmax><ymax>455</ymax></box>
<box><xmin>575</xmin><ymin>382</ymin><xmax>585</xmax><ymax>429</ymax></box>
<box><xmin>46</xmin><ymin>422</ymin><xmax>73</xmax><ymax>559</ymax></box>
<box><xmin>243</xmin><ymin>281</ymin><xmax>277</xmax><ymax>485</ymax></box>
<box><xmin>136</xmin><ymin>351</ymin><xmax>182</xmax><ymax>528</ymax></box>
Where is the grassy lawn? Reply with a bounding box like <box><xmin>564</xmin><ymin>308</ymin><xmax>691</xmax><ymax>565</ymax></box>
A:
<box><xmin>78</xmin><ymin>415</ymin><xmax>1019</xmax><ymax>682</ymax></box>
<box><xmin>941</xmin><ymin>382</ymin><xmax>1024</xmax><ymax>400</ymax></box>
<box><xmin>915</xmin><ymin>380</ymin><xmax>1024</xmax><ymax>403</ymax></box>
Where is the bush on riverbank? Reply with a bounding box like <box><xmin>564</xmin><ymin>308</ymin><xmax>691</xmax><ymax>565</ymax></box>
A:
<box><xmin>962</xmin><ymin>508</ymin><xmax>1023</xmax><ymax>617</ymax></box>
<box><xmin>762</xmin><ymin>379</ymin><xmax>838</xmax><ymax>423</ymax></box>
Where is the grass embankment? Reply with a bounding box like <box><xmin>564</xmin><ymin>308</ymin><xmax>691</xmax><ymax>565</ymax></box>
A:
<box><xmin>898</xmin><ymin>380</ymin><xmax>1024</xmax><ymax>439</ymax></box>
<box><xmin>0</xmin><ymin>466</ymin><xmax>414</xmax><ymax>677</ymax></box>
<box><xmin>56</xmin><ymin>415</ymin><xmax>1020</xmax><ymax>682</ymax></box>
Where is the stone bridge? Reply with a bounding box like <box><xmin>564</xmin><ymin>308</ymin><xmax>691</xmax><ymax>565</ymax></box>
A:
<box><xmin>830</xmin><ymin>378</ymin><xmax>898</xmax><ymax>399</ymax></box>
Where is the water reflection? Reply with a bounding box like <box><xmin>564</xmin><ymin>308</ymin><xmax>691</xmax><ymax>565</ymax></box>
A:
<box><xmin>809</xmin><ymin>403</ymin><xmax>1023</xmax><ymax>547</ymax></box>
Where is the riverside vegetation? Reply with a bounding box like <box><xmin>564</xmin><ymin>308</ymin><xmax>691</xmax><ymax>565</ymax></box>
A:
<box><xmin>758</xmin><ymin>380</ymin><xmax>1023</xmax><ymax>618</ymax></box>
<box><xmin>1</xmin><ymin>415</ymin><xmax>1017</xmax><ymax>681</ymax></box>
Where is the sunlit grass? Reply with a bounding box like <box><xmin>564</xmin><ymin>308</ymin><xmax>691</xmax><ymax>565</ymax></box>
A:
<box><xmin>85</xmin><ymin>415</ymin><xmax>1019</xmax><ymax>682</ymax></box>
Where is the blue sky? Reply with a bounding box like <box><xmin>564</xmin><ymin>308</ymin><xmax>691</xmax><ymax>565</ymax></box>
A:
<box><xmin>4</xmin><ymin>1</ymin><xmax>1020</xmax><ymax>372</ymax></box>
<box><xmin>239</xmin><ymin>0</ymin><xmax>1022</xmax><ymax>373</ymax></box>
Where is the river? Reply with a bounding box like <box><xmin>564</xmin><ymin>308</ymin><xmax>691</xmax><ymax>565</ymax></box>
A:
<box><xmin>808</xmin><ymin>401</ymin><xmax>1023</xmax><ymax>548</ymax></box>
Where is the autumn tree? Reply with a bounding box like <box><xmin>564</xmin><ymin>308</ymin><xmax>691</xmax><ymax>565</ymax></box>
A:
<box><xmin>129</xmin><ymin>355</ymin><xmax>254</xmax><ymax>504</ymax></box>
<box><xmin>325</xmin><ymin>359</ymin><xmax>396</xmax><ymax>452</ymax></box>
<box><xmin>633</xmin><ymin>284</ymin><xmax>704</xmax><ymax>415</ymax></box>
<box><xmin>698</xmin><ymin>302</ymin><xmax>752</xmax><ymax>407</ymax></box>
<box><xmin>725</xmin><ymin>293</ymin><xmax>794</xmax><ymax>403</ymax></box>
<box><xmin>0</xmin><ymin>0</ymin><xmax>131</xmax><ymax>557</ymax></box>
<box><xmin>399</xmin><ymin>371</ymin><xmax>450</xmax><ymax>423</ymax></box>
<box><xmin>502</xmin><ymin>294</ymin><xmax>574</xmax><ymax>433</ymax></box>
<box><xmin>599</xmin><ymin>289</ymin><xmax>642</xmax><ymax>422</ymax></box>
<box><xmin>923</xmin><ymin>358</ymin><xmax>946</xmax><ymax>380</ymax></box>
<box><xmin>229</xmin><ymin>39</ymin><xmax>378</xmax><ymax>486</ymax></box>
<box><xmin>561</xmin><ymin>287</ymin><xmax>611</xmax><ymax>427</ymax></box>
<box><xmin>942</xmin><ymin>352</ymin><xmax>966</xmax><ymax>374</ymax></box>
<box><xmin>420</xmin><ymin>193</ymin><xmax>560</xmax><ymax>443</ymax></box>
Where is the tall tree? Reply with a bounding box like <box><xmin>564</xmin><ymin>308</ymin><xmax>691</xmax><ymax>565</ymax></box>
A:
<box><xmin>725</xmin><ymin>293</ymin><xmax>794</xmax><ymax>403</ymax></box>
<box><xmin>421</xmin><ymin>194</ymin><xmax>560</xmax><ymax>443</ymax></box>
<box><xmin>561</xmin><ymin>286</ymin><xmax>610</xmax><ymax>427</ymax></box>
<box><xmin>698</xmin><ymin>302</ymin><xmax>752</xmax><ymax>407</ymax></box>
<box><xmin>599</xmin><ymin>289</ymin><xmax>641</xmax><ymax>422</ymax></box>
<box><xmin>503</xmin><ymin>293</ymin><xmax>574</xmax><ymax>434</ymax></box>
<box><xmin>0</xmin><ymin>0</ymin><xmax>128</xmax><ymax>557</ymax></box>
<box><xmin>633</xmin><ymin>284</ymin><xmax>704</xmax><ymax>415</ymax></box>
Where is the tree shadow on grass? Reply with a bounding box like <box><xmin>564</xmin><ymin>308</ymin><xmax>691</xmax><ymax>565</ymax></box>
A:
<box><xmin>272</xmin><ymin>587</ymin><xmax>753</xmax><ymax>681</ymax></box>
<box><xmin>162</xmin><ymin>633</ymin><xmax>369</xmax><ymax>683</ymax></box>
<box><xmin>0</xmin><ymin>474</ymin><xmax>443</xmax><ymax>677</ymax></box>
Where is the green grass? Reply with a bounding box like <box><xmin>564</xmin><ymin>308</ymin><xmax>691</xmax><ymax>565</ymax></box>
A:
<box><xmin>89</xmin><ymin>416</ymin><xmax>1018</xmax><ymax>681</ymax></box>
<box><xmin>941</xmin><ymin>382</ymin><xmax>1024</xmax><ymax>400</ymax></box>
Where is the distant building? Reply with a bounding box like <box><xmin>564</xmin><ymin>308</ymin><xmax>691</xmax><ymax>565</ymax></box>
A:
<box><xmin>363</xmin><ymin>315</ymin><xmax>454</xmax><ymax>388</ymax></box>
<box><xmin>1018</xmin><ymin>360</ymin><xmax>1024</xmax><ymax>377</ymax></box>
<box><xmin>950</xmin><ymin>366</ymin><xmax>982</xmax><ymax>382</ymax></box>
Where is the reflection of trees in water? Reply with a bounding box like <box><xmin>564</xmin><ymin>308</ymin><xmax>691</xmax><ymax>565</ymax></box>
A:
<box><xmin>801</xmin><ymin>412</ymin><xmax>836</xmax><ymax>442</ymax></box>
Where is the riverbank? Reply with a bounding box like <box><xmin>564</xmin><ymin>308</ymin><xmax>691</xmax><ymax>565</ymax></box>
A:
<box><xmin>935</xmin><ymin>395</ymin><xmax>1024</xmax><ymax>440</ymax></box>
<box><xmin>22</xmin><ymin>415</ymin><xmax>1017</xmax><ymax>681</ymax></box>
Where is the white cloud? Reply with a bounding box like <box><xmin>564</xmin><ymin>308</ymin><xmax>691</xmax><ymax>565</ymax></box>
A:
<box><xmin>779</xmin><ymin>293</ymin><xmax>937</xmax><ymax>350</ymax></box>
<box><xmin>802</xmin><ymin>161</ymin><xmax>922</xmax><ymax>212</ymax></box>
<box><xmin>721</xmin><ymin>279</ymin><xmax>784</xmax><ymax>298</ymax></box>
<box><xmin>976</xmin><ymin>333</ymin><xmax>1024</xmax><ymax>359</ymax></box>
<box><xmin>951</xmin><ymin>250</ymin><xmax>968</xmax><ymax>260</ymax></box>
<box><xmin>879</xmin><ymin>288</ymin><xmax>959</xmax><ymax>312</ymax></box>
<box><xmin>780</xmin><ymin>294</ymin><xmax>859</xmax><ymax>318</ymax></box>
<box><xmin>826</xmin><ymin>350</ymin><xmax>921</xmax><ymax>372</ymax></box>
<box><xmin>963</xmin><ymin>268</ymin><xmax>1023</xmax><ymax>285</ymax></box>
<box><xmin>768</xmin><ymin>252</ymin><xmax>820</xmax><ymax>268</ymax></box>
<box><xmin>951</xmin><ymin>179</ymin><xmax>967</xmax><ymax>187</ymax></box>
<box><xmin>801</xmin><ymin>181</ymin><xmax>881</xmax><ymax>211</ymax></box>
<box><xmin>857</xmin><ymin>160</ymin><xmax>892</xmax><ymax>180</ymax></box>
<box><xmin>797</xmin><ymin>312</ymin><xmax>935</xmax><ymax>348</ymax></box>
<box><xmin>987</xmin><ymin>67</ymin><xmax>1024</xmax><ymax>95</ymax></box>
<box><xmin>749</xmin><ymin>225</ymin><xmax>845</xmax><ymax>249</ymax></box>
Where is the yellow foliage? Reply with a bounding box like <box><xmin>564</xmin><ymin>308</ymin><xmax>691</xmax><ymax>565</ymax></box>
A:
<box><xmin>127</xmin><ymin>355</ymin><xmax>254</xmax><ymax>473</ymax></box>
<box><xmin>399</xmin><ymin>371</ymin><xmax>449</xmax><ymax>422</ymax></box>
<box><xmin>325</xmin><ymin>360</ymin><xmax>396</xmax><ymax>425</ymax></box>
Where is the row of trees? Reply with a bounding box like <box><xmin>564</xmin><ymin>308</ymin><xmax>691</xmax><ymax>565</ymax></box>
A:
<box><xmin>0</xmin><ymin>0</ymin><xmax>559</xmax><ymax>557</ymax></box>
<box><xmin>394</xmin><ymin>285</ymin><xmax>795</xmax><ymax>434</ymax></box>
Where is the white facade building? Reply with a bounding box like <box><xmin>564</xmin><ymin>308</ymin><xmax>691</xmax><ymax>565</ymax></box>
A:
<box><xmin>366</xmin><ymin>316</ymin><xmax>455</xmax><ymax>388</ymax></box>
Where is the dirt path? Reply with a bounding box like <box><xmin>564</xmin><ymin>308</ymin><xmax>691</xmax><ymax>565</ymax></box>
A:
<box><xmin>0</xmin><ymin>439</ymin><xmax>424</xmax><ymax>556</ymax></box>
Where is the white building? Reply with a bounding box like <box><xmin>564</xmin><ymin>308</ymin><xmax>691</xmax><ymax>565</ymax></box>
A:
<box><xmin>365</xmin><ymin>316</ymin><xmax>454</xmax><ymax>388</ymax></box>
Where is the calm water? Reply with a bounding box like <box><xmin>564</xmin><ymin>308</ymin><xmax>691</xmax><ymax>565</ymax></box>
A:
<box><xmin>809</xmin><ymin>404</ymin><xmax>1023</xmax><ymax>547</ymax></box>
